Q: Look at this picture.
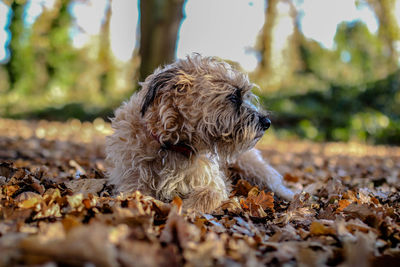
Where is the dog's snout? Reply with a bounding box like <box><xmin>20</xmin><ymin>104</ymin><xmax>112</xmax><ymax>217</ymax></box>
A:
<box><xmin>259</xmin><ymin>116</ymin><xmax>271</xmax><ymax>131</ymax></box>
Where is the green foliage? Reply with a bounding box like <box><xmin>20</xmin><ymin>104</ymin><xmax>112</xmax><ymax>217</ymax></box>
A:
<box><xmin>259</xmin><ymin>20</ymin><xmax>400</xmax><ymax>145</ymax></box>
<box><xmin>299</xmin><ymin>21</ymin><xmax>394</xmax><ymax>86</ymax></box>
<box><xmin>0</xmin><ymin>0</ymin><xmax>135</xmax><ymax>118</ymax></box>
<box><xmin>264</xmin><ymin>70</ymin><xmax>400</xmax><ymax>144</ymax></box>
<box><xmin>334</xmin><ymin>21</ymin><xmax>393</xmax><ymax>82</ymax></box>
<box><xmin>1</xmin><ymin>2</ymin><xmax>399</xmax><ymax>145</ymax></box>
<box><xmin>8</xmin><ymin>102</ymin><xmax>114</xmax><ymax>122</ymax></box>
<box><xmin>5</xmin><ymin>1</ymin><xmax>36</xmax><ymax>93</ymax></box>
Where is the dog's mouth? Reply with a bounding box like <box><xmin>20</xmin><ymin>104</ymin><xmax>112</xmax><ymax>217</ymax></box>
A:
<box><xmin>255</xmin><ymin>123</ymin><xmax>269</xmax><ymax>140</ymax></box>
<box><xmin>254</xmin><ymin>130</ymin><xmax>265</xmax><ymax>140</ymax></box>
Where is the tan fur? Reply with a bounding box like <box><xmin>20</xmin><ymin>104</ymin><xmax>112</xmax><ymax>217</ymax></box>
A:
<box><xmin>106</xmin><ymin>55</ymin><xmax>294</xmax><ymax>213</ymax></box>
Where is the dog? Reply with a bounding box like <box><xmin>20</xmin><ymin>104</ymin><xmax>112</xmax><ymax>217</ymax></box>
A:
<box><xmin>105</xmin><ymin>54</ymin><xmax>294</xmax><ymax>212</ymax></box>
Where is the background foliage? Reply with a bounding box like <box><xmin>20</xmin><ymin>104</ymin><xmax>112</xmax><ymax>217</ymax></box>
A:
<box><xmin>0</xmin><ymin>0</ymin><xmax>399</xmax><ymax>144</ymax></box>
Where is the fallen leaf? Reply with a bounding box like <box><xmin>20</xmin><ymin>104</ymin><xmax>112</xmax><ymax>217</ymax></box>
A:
<box><xmin>247</xmin><ymin>190</ymin><xmax>275</xmax><ymax>211</ymax></box>
<box><xmin>337</xmin><ymin>199</ymin><xmax>352</xmax><ymax>212</ymax></box>
<box><xmin>160</xmin><ymin>210</ymin><xmax>200</xmax><ymax>248</ymax></box>
<box><xmin>171</xmin><ymin>195</ymin><xmax>183</xmax><ymax>214</ymax></box>
<box><xmin>64</xmin><ymin>179</ymin><xmax>106</xmax><ymax>196</ymax></box>
<box><xmin>310</xmin><ymin>221</ymin><xmax>336</xmax><ymax>236</ymax></box>
<box><xmin>17</xmin><ymin>192</ymin><xmax>42</xmax><ymax>209</ymax></box>
<box><xmin>284</xmin><ymin>173</ymin><xmax>300</xmax><ymax>182</ymax></box>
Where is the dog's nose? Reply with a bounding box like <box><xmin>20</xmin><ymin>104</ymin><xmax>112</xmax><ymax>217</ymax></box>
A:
<box><xmin>259</xmin><ymin>116</ymin><xmax>271</xmax><ymax>131</ymax></box>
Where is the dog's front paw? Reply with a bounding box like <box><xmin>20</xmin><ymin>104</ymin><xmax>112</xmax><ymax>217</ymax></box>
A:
<box><xmin>275</xmin><ymin>183</ymin><xmax>295</xmax><ymax>201</ymax></box>
<box><xmin>263</xmin><ymin>167</ymin><xmax>295</xmax><ymax>201</ymax></box>
<box><xmin>183</xmin><ymin>187</ymin><xmax>226</xmax><ymax>213</ymax></box>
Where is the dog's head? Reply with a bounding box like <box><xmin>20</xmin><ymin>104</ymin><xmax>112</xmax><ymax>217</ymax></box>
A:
<box><xmin>141</xmin><ymin>54</ymin><xmax>271</xmax><ymax>159</ymax></box>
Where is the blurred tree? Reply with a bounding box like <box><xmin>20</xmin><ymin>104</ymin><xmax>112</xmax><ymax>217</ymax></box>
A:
<box><xmin>334</xmin><ymin>21</ymin><xmax>389</xmax><ymax>82</ymax></box>
<box><xmin>360</xmin><ymin>0</ymin><xmax>400</xmax><ymax>69</ymax></box>
<box><xmin>138</xmin><ymin>0</ymin><xmax>185</xmax><ymax>80</ymax></box>
<box><xmin>255</xmin><ymin>0</ymin><xmax>303</xmax><ymax>91</ymax></box>
<box><xmin>44</xmin><ymin>0</ymin><xmax>81</xmax><ymax>96</ymax></box>
<box><xmin>98</xmin><ymin>0</ymin><xmax>116</xmax><ymax>96</ymax></box>
<box><xmin>1</xmin><ymin>0</ymin><xmax>134</xmax><ymax>117</ymax></box>
<box><xmin>4</xmin><ymin>0</ymin><xmax>35</xmax><ymax>93</ymax></box>
<box><xmin>265</xmin><ymin>69</ymin><xmax>400</xmax><ymax>144</ymax></box>
<box><xmin>30</xmin><ymin>0</ymin><xmax>66</xmax><ymax>94</ymax></box>
<box><xmin>1</xmin><ymin>0</ymin><xmax>97</xmax><ymax>114</ymax></box>
<box><xmin>257</xmin><ymin>0</ymin><xmax>278</xmax><ymax>78</ymax></box>
<box><xmin>298</xmin><ymin>20</ymin><xmax>392</xmax><ymax>86</ymax></box>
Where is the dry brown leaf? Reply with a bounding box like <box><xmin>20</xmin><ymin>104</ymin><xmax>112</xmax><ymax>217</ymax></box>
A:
<box><xmin>118</xmin><ymin>240</ymin><xmax>177</xmax><ymax>267</ymax></box>
<box><xmin>171</xmin><ymin>195</ymin><xmax>183</xmax><ymax>214</ymax></box>
<box><xmin>15</xmin><ymin>191</ymin><xmax>42</xmax><ymax>209</ymax></box>
<box><xmin>18</xmin><ymin>195</ymin><xmax>42</xmax><ymax>209</ymax></box>
<box><xmin>2</xmin><ymin>119</ymin><xmax>400</xmax><ymax>266</ymax></box>
<box><xmin>19</xmin><ymin>223</ymin><xmax>118</xmax><ymax>267</ymax></box>
<box><xmin>216</xmin><ymin>198</ymin><xmax>243</xmax><ymax>213</ymax></box>
<box><xmin>240</xmin><ymin>197</ymin><xmax>249</xmax><ymax>210</ymax></box>
<box><xmin>160</xmin><ymin>210</ymin><xmax>200</xmax><ymax>248</ymax></box>
<box><xmin>310</xmin><ymin>221</ymin><xmax>336</xmax><ymax>236</ymax></box>
<box><xmin>337</xmin><ymin>199</ymin><xmax>352</xmax><ymax>212</ymax></box>
<box><xmin>64</xmin><ymin>179</ymin><xmax>106</xmax><ymax>196</ymax></box>
<box><xmin>43</xmin><ymin>188</ymin><xmax>62</xmax><ymax>205</ymax></box>
<box><xmin>61</xmin><ymin>216</ymin><xmax>82</xmax><ymax>232</ymax></box>
<box><xmin>231</xmin><ymin>179</ymin><xmax>253</xmax><ymax>196</ymax></box>
<box><xmin>4</xmin><ymin>185</ymin><xmax>19</xmax><ymax>196</ymax></box>
<box><xmin>66</xmin><ymin>193</ymin><xmax>84</xmax><ymax>211</ymax></box>
<box><xmin>248</xmin><ymin>190</ymin><xmax>275</xmax><ymax>211</ymax></box>
<box><xmin>284</xmin><ymin>173</ymin><xmax>300</xmax><ymax>182</ymax></box>
<box><xmin>343</xmin><ymin>190</ymin><xmax>358</xmax><ymax>202</ymax></box>
<box><xmin>33</xmin><ymin>202</ymin><xmax>62</xmax><ymax>219</ymax></box>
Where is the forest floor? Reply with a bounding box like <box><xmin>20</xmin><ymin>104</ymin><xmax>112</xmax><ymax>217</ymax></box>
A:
<box><xmin>0</xmin><ymin>118</ymin><xmax>399</xmax><ymax>266</ymax></box>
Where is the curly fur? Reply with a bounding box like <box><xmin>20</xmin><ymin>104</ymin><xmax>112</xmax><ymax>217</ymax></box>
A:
<box><xmin>106</xmin><ymin>54</ymin><xmax>294</xmax><ymax>212</ymax></box>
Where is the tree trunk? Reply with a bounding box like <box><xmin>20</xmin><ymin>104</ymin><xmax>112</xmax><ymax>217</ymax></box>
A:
<box><xmin>98</xmin><ymin>0</ymin><xmax>114</xmax><ymax>95</ymax></box>
<box><xmin>5</xmin><ymin>1</ymin><xmax>26</xmax><ymax>89</ymax></box>
<box><xmin>138</xmin><ymin>0</ymin><xmax>185</xmax><ymax>81</ymax></box>
<box><xmin>365</xmin><ymin>0</ymin><xmax>400</xmax><ymax>69</ymax></box>
<box><xmin>255</xmin><ymin>0</ymin><xmax>302</xmax><ymax>91</ymax></box>
<box><xmin>257</xmin><ymin>0</ymin><xmax>279</xmax><ymax>78</ymax></box>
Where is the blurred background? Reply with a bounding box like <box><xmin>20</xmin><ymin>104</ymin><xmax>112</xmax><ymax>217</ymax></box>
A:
<box><xmin>0</xmin><ymin>0</ymin><xmax>399</xmax><ymax>145</ymax></box>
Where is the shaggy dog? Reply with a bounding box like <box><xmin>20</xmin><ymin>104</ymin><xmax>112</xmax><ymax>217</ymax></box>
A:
<box><xmin>106</xmin><ymin>55</ymin><xmax>294</xmax><ymax>212</ymax></box>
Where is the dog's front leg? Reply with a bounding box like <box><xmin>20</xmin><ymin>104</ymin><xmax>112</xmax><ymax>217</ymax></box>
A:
<box><xmin>233</xmin><ymin>148</ymin><xmax>294</xmax><ymax>200</ymax></box>
<box><xmin>183</xmin><ymin>186</ymin><xmax>227</xmax><ymax>213</ymax></box>
<box><xmin>176</xmin><ymin>156</ymin><xmax>228</xmax><ymax>213</ymax></box>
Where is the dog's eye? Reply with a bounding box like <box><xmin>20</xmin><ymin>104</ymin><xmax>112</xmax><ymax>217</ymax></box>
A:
<box><xmin>227</xmin><ymin>94</ymin><xmax>240</xmax><ymax>104</ymax></box>
<box><xmin>227</xmin><ymin>90</ymin><xmax>242</xmax><ymax>107</ymax></box>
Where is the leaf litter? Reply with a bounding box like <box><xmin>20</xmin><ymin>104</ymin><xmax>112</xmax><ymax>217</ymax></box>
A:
<box><xmin>0</xmin><ymin>118</ymin><xmax>399</xmax><ymax>266</ymax></box>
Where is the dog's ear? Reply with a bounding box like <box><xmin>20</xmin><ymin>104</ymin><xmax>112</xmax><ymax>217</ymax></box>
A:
<box><xmin>174</xmin><ymin>71</ymin><xmax>194</xmax><ymax>94</ymax></box>
<box><xmin>140</xmin><ymin>68</ymin><xmax>178</xmax><ymax>116</ymax></box>
<box><xmin>142</xmin><ymin>67</ymin><xmax>195</xmax><ymax>146</ymax></box>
